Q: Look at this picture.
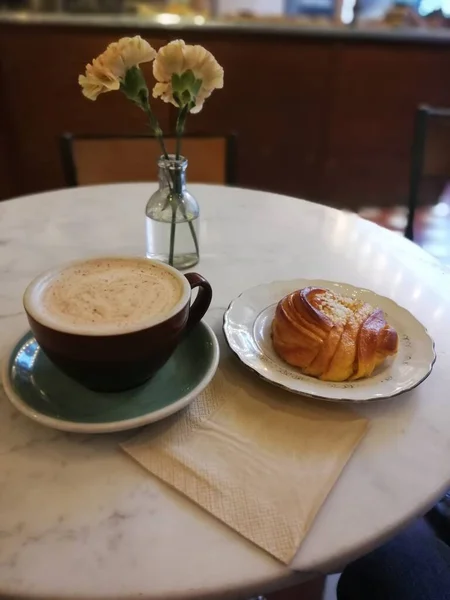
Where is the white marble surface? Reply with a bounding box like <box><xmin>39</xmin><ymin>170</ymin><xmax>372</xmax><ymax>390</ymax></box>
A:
<box><xmin>1</xmin><ymin>183</ymin><xmax>450</xmax><ymax>599</ymax></box>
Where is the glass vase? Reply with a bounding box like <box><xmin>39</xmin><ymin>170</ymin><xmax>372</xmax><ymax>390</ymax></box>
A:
<box><xmin>145</xmin><ymin>155</ymin><xmax>200</xmax><ymax>270</ymax></box>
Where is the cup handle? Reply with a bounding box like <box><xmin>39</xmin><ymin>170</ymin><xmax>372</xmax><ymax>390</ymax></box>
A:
<box><xmin>184</xmin><ymin>273</ymin><xmax>213</xmax><ymax>333</ymax></box>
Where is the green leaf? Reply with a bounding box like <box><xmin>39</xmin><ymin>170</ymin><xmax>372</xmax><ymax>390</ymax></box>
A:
<box><xmin>169</xmin><ymin>70</ymin><xmax>203</xmax><ymax>108</ymax></box>
<box><xmin>183</xmin><ymin>69</ymin><xmax>196</xmax><ymax>87</ymax></box>
<box><xmin>122</xmin><ymin>66</ymin><xmax>149</xmax><ymax>104</ymax></box>
<box><xmin>182</xmin><ymin>89</ymin><xmax>192</xmax><ymax>104</ymax></box>
<box><xmin>173</xmin><ymin>91</ymin><xmax>181</xmax><ymax>107</ymax></box>
<box><xmin>192</xmin><ymin>78</ymin><xmax>202</xmax><ymax>97</ymax></box>
<box><xmin>171</xmin><ymin>73</ymin><xmax>183</xmax><ymax>93</ymax></box>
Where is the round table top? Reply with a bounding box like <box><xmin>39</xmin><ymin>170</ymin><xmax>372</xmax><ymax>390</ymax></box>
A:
<box><xmin>1</xmin><ymin>183</ymin><xmax>450</xmax><ymax>600</ymax></box>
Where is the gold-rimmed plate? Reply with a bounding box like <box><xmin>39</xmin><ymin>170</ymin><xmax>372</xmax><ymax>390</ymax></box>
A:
<box><xmin>223</xmin><ymin>279</ymin><xmax>436</xmax><ymax>403</ymax></box>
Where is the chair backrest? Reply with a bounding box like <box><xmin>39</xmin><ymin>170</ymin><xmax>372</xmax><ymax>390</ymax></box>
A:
<box><xmin>422</xmin><ymin>111</ymin><xmax>450</xmax><ymax>177</ymax></box>
<box><xmin>405</xmin><ymin>105</ymin><xmax>450</xmax><ymax>241</ymax></box>
<box><xmin>61</xmin><ymin>134</ymin><xmax>236</xmax><ymax>187</ymax></box>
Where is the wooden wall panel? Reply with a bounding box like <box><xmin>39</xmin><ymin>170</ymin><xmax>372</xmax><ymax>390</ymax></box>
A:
<box><xmin>0</xmin><ymin>25</ymin><xmax>170</xmax><ymax>198</ymax></box>
<box><xmin>323</xmin><ymin>43</ymin><xmax>450</xmax><ymax>207</ymax></box>
<box><xmin>176</xmin><ymin>32</ymin><xmax>334</xmax><ymax>200</ymax></box>
<box><xmin>0</xmin><ymin>57</ymin><xmax>15</xmax><ymax>200</ymax></box>
<box><xmin>0</xmin><ymin>24</ymin><xmax>449</xmax><ymax>209</ymax></box>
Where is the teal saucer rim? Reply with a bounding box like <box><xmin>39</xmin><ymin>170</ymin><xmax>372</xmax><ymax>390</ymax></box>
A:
<box><xmin>1</xmin><ymin>323</ymin><xmax>220</xmax><ymax>434</ymax></box>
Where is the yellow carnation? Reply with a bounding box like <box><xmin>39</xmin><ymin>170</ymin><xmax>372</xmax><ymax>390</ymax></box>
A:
<box><xmin>79</xmin><ymin>36</ymin><xmax>156</xmax><ymax>101</ymax></box>
<box><xmin>152</xmin><ymin>40</ymin><xmax>223</xmax><ymax>113</ymax></box>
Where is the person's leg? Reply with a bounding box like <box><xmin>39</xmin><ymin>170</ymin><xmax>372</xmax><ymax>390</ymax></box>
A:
<box><xmin>337</xmin><ymin>519</ymin><xmax>450</xmax><ymax>600</ymax></box>
<box><xmin>427</xmin><ymin>492</ymin><xmax>450</xmax><ymax>547</ymax></box>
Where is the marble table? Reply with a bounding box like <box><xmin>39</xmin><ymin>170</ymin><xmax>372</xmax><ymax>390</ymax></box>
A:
<box><xmin>1</xmin><ymin>183</ymin><xmax>450</xmax><ymax>599</ymax></box>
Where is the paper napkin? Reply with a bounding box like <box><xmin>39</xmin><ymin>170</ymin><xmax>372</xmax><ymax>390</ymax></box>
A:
<box><xmin>122</xmin><ymin>365</ymin><xmax>368</xmax><ymax>564</ymax></box>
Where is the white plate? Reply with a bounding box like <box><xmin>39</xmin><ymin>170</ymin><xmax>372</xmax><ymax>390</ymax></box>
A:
<box><xmin>223</xmin><ymin>279</ymin><xmax>436</xmax><ymax>403</ymax></box>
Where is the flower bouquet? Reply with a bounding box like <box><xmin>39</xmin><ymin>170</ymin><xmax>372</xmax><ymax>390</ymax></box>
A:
<box><xmin>79</xmin><ymin>36</ymin><xmax>224</xmax><ymax>268</ymax></box>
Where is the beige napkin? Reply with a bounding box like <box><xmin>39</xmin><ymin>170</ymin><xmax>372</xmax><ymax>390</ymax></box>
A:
<box><xmin>122</xmin><ymin>366</ymin><xmax>368</xmax><ymax>564</ymax></box>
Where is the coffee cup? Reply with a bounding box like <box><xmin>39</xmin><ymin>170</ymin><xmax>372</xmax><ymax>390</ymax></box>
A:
<box><xmin>23</xmin><ymin>256</ymin><xmax>212</xmax><ymax>392</ymax></box>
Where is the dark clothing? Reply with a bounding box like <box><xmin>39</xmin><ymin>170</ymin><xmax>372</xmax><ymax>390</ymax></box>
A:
<box><xmin>337</xmin><ymin>520</ymin><xmax>450</xmax><ymax>600</ymax></box>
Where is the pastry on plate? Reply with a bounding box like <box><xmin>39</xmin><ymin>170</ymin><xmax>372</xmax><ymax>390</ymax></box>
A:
<box><xmin>272</xmin><ymin>287</ymin><xmax>398</xmax><ymax>382</ymax></box>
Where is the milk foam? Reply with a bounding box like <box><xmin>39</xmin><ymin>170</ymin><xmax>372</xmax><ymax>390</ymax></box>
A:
<box><xmin>29</xmin><ymin>258</ymin><xmax>184</xmax><ymax>333</ymax></box>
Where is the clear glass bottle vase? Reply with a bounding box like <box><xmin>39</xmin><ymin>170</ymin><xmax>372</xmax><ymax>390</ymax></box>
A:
<box><xmin>145</xmin><ymin>155</ymin><xmax>200</xmax><ymax>270</ymax></box>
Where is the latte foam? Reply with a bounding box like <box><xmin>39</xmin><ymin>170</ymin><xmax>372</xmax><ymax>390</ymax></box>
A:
<box><xmin>26</xmin><ymin>258</ymin><xmax>185</xmax><ymax>334</ymax></box>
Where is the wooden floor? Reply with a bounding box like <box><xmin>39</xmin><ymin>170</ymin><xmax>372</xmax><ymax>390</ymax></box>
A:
<box><xmin>264</xmin><ymin>576</ymin><xmax>327</xmax><ymax>600</ymax></box>
<box><xmin>358</xmin><ymin>196</ymin><xmax>450</xmax><ymax>267</ymax></box>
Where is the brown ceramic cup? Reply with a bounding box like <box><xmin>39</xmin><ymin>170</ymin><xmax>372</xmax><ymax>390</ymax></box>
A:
<box><xmin>23</xmin><ymin>257</ymin><xmax>212</xmax><ymax>392</ymax></box>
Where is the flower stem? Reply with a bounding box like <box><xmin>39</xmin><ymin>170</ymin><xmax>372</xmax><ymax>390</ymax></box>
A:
<box><xmin>143</xmin><ymin>104</ymin><xmax>169</xmax><ymax>160</ymax></box>
<box><xmin>188</xmin><ymin>219</ymin><xmax>199</xmax><ymax>259</ymax></box>
<box><xmin>165</xmin><ymin>163</ymin><xmax>199</xmax><ymax>263</ymax></box>
<box><xmin>168</xmin><ymin>196</ymin><xmax>177</xmax><ymax>267</ymax></box>
<box><xmin>173</xmin><ymin>105</ymin><xmax>198</xmax><ymax>259</ymax></box>
<box><xmin>175</xmin><ymin>105</ymin><xmax>188</xmax><ymax>161</ymax></box>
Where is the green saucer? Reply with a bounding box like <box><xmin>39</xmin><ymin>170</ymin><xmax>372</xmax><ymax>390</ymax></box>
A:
<box><xmin>2</xmin><ymin>323</ymin><xmax>219</xmax><ymax>433</ymax></box>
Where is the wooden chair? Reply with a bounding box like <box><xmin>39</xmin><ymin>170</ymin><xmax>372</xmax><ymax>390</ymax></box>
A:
<box><xmin>405</xmin><ymin>105</ymin><xmax>450</xmax><ymax>240</ymax></box>
<box><xmin>60</xmin><ymin>133</ymin><xmax>237</xmax><ymax>187</ymax></box>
